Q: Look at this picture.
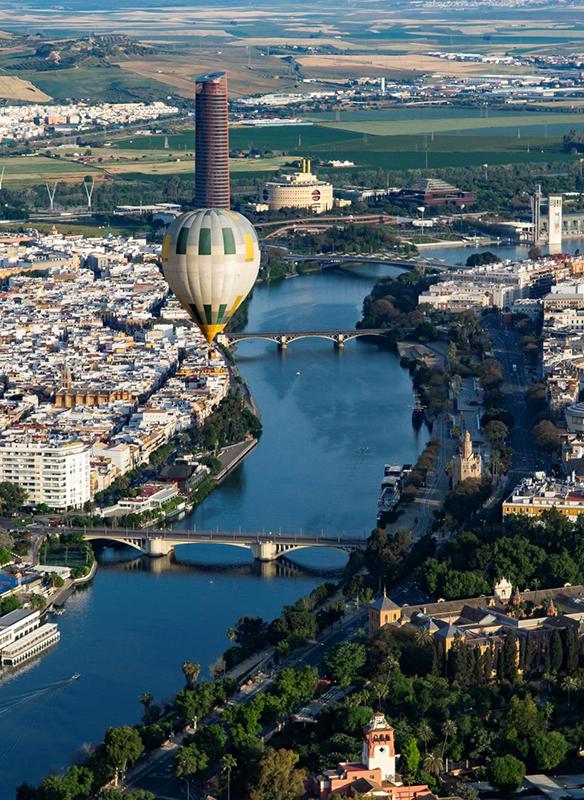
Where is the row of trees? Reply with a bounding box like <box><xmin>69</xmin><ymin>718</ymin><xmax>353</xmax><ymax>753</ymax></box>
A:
<box><xmin>418</xmin><ymin>510</ymin><xmax>584</xmax><ymax>599</ymax></box>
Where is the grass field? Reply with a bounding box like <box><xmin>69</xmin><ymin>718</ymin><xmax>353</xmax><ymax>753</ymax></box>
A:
<box><xmin>15</xmin><ymin>65</ymin><xmax>171</xmax><ymax>103</ymax></box>
<box><xmin>322</xmin><ymin>112</ymin><xmax>584</xmax><ymax>137</ymax></box>
<box><xmin>109</xmin><ymin>123</ymin><xmax>579</xmax><ymax>172</ymax></box>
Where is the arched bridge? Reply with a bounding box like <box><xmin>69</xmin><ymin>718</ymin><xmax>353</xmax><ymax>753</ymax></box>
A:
<box><xmin>217</xmin><ymin>329</ymin><xmax>390</xmax><ymax>350</ymax></box>
<box><xmin>79</xmin><ymin>527</ymin><xmax>366</xmax><ymax>561</ymax></box>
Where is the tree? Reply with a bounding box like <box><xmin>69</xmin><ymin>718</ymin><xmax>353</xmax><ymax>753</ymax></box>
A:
<box><xmin>500</xmin><ymin>634</ymin><xmax>518</xmax><ymax>682</ymax></box>
<box><xmin>532</xmin><ymin>731</ymin><xmax>568</xmax><ymax>771</ymax></box>
<box><xmin>0</xmin><ymin>481</ymin><xmax>27</xmax><ymax>514</ymax></box>
<box><xmin>29</xmin><ymin>594</ymin><xmax>46</xmax><ymax>611</ymax></box>
<box><xmin>402</xmin><ymin>737</ymin><xmax>421</xmax><ymax>779</ymax></box>
<box><xmin>0</xmin><ymin>545</ymin><xmax>11</xmax><ymax>565</ymax></box>
<box><xmin>489</xmin><ymin>755</ymin><xmax>525</xmax><ymax>794</ymax></box>
<box><xmin>550</xmin><ymin>630</ymin><xmax>564</xmax><ymax>673</ymax></box>
<box><xmin>249</xmin><ymin>748</ymin><xmax>305</xmax><ymax>800</ymax></box>
<box><xmin>423</xmin><ymin>750</ymin><xmax>444</xmax><ymax>778</ymax></box>
<box><xmin>104</xmin><ymin>726</ymin><xmax>144</xmax><ymax>785</ymax></box>
<box><xmin>324</xmin><ymin>642</ymin><xmax>367</xmax><ymax>687</ymax></box>
<box><xmin>441</xmin><ymin>719</ymin><xmax>457</xmax><ymax>758</ymax></box>
<box><xmin>220</xmin><ymin>754</ymin><xmax>237</xmax><ymax>800</ymax></box>
<box><xmin>484</xmin><ymin>420</ymin><xmax>508</xmax><ymax>447</ymax></box>
<box><xmin>417</xmin><ymin>721</ymin><xmax>433</xmax><ymax>755</ymax></box>
<box><xmin>533</xmin><ymin>420</ymin><xmax>562</xmax><ymax>454</ymax></box>
<box><xmin>181</xmin><ymin>660</ymin><xmax>200</xmax><ymax>689</ymax></box>
<box><xmin>175</xmin><ymin>744</ymin><xmax>209</xmax><ymax>778</ymax></box>
<box><xmin>37</xmin><ymin>766</ymin><xmax>93</xmax><ymax>800</ymax></box>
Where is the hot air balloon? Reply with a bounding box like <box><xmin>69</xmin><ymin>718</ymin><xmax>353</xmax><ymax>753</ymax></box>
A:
<box><xmin>161</xmin><ymin>208</ymin><xmax>260</xmax><ymax>343</ymax></box>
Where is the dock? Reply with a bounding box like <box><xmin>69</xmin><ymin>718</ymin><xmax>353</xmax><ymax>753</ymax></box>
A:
<box><xmin>215</xmin><ymin>438</ymin><xmax>258</xmax><ymax>482</ymax></box>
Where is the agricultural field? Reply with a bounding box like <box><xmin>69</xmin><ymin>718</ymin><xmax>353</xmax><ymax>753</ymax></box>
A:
<box><xmin>0</xmin><ymin>75</ymin><xmax>49</xmax><ymax>101</ymax></box>
<box><xmin>110</xmin><ymin>115</ymin><xmax>583</xmax><ymax>173</ymax></box>
<box><xmin>321</xmin><ymin>112</ymin><xmax>584</xmax><ymax>138</ymax></box>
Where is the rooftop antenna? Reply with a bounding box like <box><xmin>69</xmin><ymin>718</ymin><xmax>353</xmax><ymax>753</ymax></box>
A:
<box><xmin>45</xmin><ymin>181</ymin><xmax>58</xmax><ymax>212</ymax></box>
<box><xmin>0</xmin><ymin>166</ymin><xmax>5</xmax><ymax>191</ymax></box>
<box><xmin>83</xmin><ymin>177</ymin><xmax>95</xmax><ymax>211</ymax></box>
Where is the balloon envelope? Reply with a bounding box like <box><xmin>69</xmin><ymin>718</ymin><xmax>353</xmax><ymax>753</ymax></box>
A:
<box><xmin>161</xmin><ymin>208</ymin><xmax>260</xmax><ymax>342</ymax></box>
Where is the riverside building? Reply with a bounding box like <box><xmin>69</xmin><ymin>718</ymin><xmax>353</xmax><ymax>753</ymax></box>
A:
<box><xmin>0</xmin><ymin>609</ymin><xmax>60</xmax><ymax>667</ymax></box>
<box><xmin>260</xmin><ymin>159</ymin><xmax>333</xmax><ymax>213</ymax></box>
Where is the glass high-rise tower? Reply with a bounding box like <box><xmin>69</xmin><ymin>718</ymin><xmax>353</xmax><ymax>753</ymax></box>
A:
<box><xmin>195</xmin><ymin>71</ymin><xmax>230</xmax><ymax>209</ymax></box>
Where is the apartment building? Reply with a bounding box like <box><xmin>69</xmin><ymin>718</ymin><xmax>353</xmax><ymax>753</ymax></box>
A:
<box><xmin>0</xmin><ymin>437</ymin><xmax>91</xmax><ymax>509</ymax></box>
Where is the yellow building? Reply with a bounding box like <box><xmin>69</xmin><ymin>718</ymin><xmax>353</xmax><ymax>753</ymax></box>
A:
<box><xmin>451</xmin><ymin>430</ymin><xmax>482</xmax><ymax>486</ymax></box>
<box><xmin>503</xmin><ymin>477</ymin><xmax>584</xmax><ymax>519</ymax></box>
<box><xmin>368</xmin><ymin>588</ymin><xmax>401</xmax><ymax>634</ymax></box>
<box><xmin>260</xmin><ymin>159</ymin><xmax>333</xmax><ymax>214</ymax></box>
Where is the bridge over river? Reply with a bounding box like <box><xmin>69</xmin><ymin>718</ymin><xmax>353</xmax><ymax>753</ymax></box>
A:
<box><xmin>77</xmin><ymin>527</ymin><xmax>367</xmax><ymax>561</ymax></box>
<box><xmin>217</xmin><ymin>328</ymin><xmax>390</xmax><ymax>349</ymax></box>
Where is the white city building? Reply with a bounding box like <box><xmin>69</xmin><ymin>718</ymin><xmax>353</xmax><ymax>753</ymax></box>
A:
<box><xmin>0</xmin><ymin>437</ymin><xmax>91</xmax><ymax>509</ymax></box>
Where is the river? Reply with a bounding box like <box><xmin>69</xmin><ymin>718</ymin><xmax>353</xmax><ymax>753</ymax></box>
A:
<box><xmin>1</xmin><ymin>238</ymin><xmax>583</xmax><ymax>795</ymax></box>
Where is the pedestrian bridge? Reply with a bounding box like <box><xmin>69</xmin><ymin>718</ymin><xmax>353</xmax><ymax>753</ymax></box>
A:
<box><xmin>217</xmin><ymin>329</ymin><xmax>390</xmax><ymax>350</ymax></box>
<box><xmin>79</xmin><ymin>527</ymin><xmax>367</xmax><ymax>561</ymax></box>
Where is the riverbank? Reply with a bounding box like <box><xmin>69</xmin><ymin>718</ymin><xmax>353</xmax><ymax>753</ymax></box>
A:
<box><xmin>0</xmin><ymin>259</ymin><xmax>425</xmax><ymax>797</ymax></box>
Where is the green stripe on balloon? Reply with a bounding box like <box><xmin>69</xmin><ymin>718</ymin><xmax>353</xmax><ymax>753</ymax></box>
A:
<box><xmin>222</xmin><ymin>228</ymin><xmax>236</xmax><ymax>255</ymax></box>
<box><xmin>176</xmin><ymin>227</ymin><xmax>189</xmax><ymax>255</ymax></box>
<box><xmin>199</xmin><ymin>228</ymin><xmax>212</xmax><ymax>255</ymax></box>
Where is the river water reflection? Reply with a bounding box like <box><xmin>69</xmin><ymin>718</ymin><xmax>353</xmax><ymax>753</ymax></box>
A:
<box><xmin>1</xmin><ymin>238</ymin><xmax>583</xmax><ymax>794</ymax></box>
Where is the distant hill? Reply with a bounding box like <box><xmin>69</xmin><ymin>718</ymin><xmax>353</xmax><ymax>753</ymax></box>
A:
<box><xmin>7</xmin><ymin>34</ymin><xmax>156</xmax><ymax>73</ymax></box>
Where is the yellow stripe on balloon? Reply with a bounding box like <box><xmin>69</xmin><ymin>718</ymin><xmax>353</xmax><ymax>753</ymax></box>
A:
<box><xmin>161</xmin><ymin>234</ymin><xmax>171</xmax><ymax>261</ymax></box>
<box><xmin>243</xmin><ymin>234</ymin><xmax>254</xmax><ymax>262</ymax></box>
<box><xmin>227</xmin><ymin>294</ymin><xmax>243</xmax><ymax>319</ymax></box>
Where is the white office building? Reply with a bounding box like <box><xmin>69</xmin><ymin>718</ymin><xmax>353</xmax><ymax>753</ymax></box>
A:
<box><xmin>0</xmin><ymin>436</ymin><xmax>91</xmax><ymax>509</ymax></box>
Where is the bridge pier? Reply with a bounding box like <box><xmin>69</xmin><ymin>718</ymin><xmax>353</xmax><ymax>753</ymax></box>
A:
<box><xmin>334</xmin><ymin>334</ymin><xmax>345</xmax><ymax>349</ymax></box>
<box><xmin>250</xmin><ymin>541</ymin><xmax>279</xmax><ymax>562</ymax></box>
<box><xmin>277</xmin><ymin>336</ymin><xmax>289</xmax><ymax>351</ymax></box>
<box><xmin>145</xmin><ymin>537</ymin><xmax>173</xmax><ymax>558</ymax></box>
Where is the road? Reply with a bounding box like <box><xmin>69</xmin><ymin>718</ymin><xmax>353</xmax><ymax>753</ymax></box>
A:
<box><xmin>482</xmin><ymin>314</ymin><xmax>547</xmax><ymax>484</ymax></box>
<box><xmin>385</xmin><ymin>414</ymin><xmax>455</xmax><ymax>541</ymax></box>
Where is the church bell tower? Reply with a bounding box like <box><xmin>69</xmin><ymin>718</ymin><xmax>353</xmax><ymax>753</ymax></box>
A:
<box><xmin>362</xmin><ymin>712</ymin><xmax>398</xmax><ymax>782</ymax></box>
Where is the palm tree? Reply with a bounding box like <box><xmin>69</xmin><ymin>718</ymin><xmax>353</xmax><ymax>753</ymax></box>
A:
<box><xmin>415</xmin><ymin>629</ymin><xmax>433</xmax><ymax>647</ymax></box>
<box><xmin>417</xmin><ymin>720</ymin><xmax>433</xmax><ymax>755</ymax></box>
<box><xmin>226</xmin><ymin>628</ymin><xmax>236</xmax><ymax>642</ymax></box>
<box><xmin>221</xmin><ymin>754</ymin><xmax>237</xmax><ymax>800</ymax></box>
<box><xmin>181</xmin><ymin>660</ymin><xmax>201</xmax><ymax>689</ymax></box>
<box><xmin>441</xmin><ymin>719</ymin><xmax>457</xmax><ymax>758</ymax></box>
<box><xmin>383</xmin><ymin>653</ymin><xmax>399</xmax><ymax>681</ymax></box>
<box><xmin>139</xmin><ymin>691</ymin><xmax>153</xmax><ymax>710</ymax></box>
<box><xmin>373</xmin><ymin>682</ymin><xmax>389</xmax><ymax>706</ymax></box>
<box><xmin>562</xmin><ymin>675</ymin><xmax>578</xmax><ymax>709</ymax></box>
<box><xmin>424</xmin><ymin>750</ymin><xmax>444</xmax><ymax>778</ymax></box>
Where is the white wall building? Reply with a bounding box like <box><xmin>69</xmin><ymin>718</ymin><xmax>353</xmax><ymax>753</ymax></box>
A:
<box><xmin>0</xmin><ymin>437</ymin><xmax>91</xmax><ymax>509</ymax></box>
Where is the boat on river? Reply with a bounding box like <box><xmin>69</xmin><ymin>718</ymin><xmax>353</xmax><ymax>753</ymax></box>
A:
<box><xmin>377</xmin><ymin>464</ymin><xmax>412</xmax><ymax>522</ymax></box>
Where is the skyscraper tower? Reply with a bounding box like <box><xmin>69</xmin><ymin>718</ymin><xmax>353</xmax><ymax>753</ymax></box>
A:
<box><xmin>195</xmin><ymin>71</ymin><xmax>230</xmax><ymax>209</ymax></box>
